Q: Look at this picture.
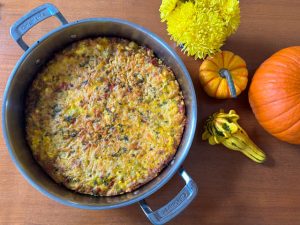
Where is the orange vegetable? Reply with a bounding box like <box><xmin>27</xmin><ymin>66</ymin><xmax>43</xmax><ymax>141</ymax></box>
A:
<box><xmin>249</xmin><ymin>46</ymin><xmax>300</xmax><ymax>144</ymax></box>
<box><xmin>199</xmin><ymin>51</ymin><xmax>248</xmax><ymax>99</ymax></box>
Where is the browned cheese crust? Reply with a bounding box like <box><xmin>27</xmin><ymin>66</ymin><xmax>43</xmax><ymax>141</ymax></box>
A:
<box><xmin>25</xmin><ymin>38</ymin><xmax>186</xmax><ymax>196</ymax></box>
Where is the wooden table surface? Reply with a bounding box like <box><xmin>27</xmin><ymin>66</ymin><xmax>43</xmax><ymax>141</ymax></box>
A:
<box><xmin>1</xmin><ymin>1</ymin><xmax>300</xmax><ymax>224</ymax></box>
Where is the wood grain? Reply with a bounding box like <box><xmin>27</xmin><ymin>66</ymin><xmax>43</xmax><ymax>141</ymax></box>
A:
<box><xmin>1</xmin><ymin>1</ymin><xmax>300</xmax><ymax>225</ymax></box>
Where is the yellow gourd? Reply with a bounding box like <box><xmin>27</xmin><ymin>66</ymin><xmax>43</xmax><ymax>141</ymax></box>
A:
<box><xmin>202</xmin><ymin>109</ymin><xmax>266</xmax><ymax>163</ymax></box>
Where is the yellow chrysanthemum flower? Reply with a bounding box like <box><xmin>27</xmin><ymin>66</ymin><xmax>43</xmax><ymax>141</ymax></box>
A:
<box><xmin>159</xmin><ymin>0</ymin><xmax>179</xmax><ymax>22</ymax></box>
<box><xmin>159</xmin><ymin>0</ymin><xmax>240</xmax><ymax>59</ymax></box>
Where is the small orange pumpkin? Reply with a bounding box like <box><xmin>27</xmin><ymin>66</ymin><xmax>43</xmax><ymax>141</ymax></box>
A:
<box><xmin>249</xmin><ymin>46</ymin><xmax>300</xmax><ymax>144</ymax></box>
<box><xmin>199</xmin><ymin>51</ymin><xmax>248</xmax><ymax>99</ymax></box>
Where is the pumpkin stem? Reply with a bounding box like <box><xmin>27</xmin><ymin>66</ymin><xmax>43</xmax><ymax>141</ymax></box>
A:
<box><xmin>219</xmin><ymin>69</ymin><xmax>237</xmax><ymax>98</ymax></box>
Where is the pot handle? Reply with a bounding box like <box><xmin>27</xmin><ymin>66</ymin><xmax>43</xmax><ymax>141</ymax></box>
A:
<box><xmin>139</xmin><ymin>167</ymin><xmax>197</xmax><ymax>225</ymax></box>
<box><xmin>10</xmin><ymin>3</ymin><xmax>68</xmax><ymax>51</ymax></box>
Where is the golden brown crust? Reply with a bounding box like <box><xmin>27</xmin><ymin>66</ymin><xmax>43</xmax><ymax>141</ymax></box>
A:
<box><xmin>25</xmin><ymin>37</ymin><xmax>186</xmax><ymax>196</ymax></box>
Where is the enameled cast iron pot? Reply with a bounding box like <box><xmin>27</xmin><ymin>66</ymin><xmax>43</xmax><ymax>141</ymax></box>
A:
<box><xmin>2</xmin><ymin>3</ymin><xmax>197</xmax><ymax>224</ymax></box>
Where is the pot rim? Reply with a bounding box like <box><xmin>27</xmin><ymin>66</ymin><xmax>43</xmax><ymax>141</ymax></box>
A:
<box><xmin>2</xmin><ymin>18</ymin><xmax>197</xmax><ymax>210</ymax></box>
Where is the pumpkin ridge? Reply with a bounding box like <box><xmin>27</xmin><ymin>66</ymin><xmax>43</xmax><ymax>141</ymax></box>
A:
<box><xmin>266</xmin><ymin>61</ymin><xmax>300</xmax><ymax>74</ymax></box>
<box><xmin>228</xmin><ymin>62</ymin><xmax>244</xmax><ymax>71</ymax></box>
<box><xmin>222</xmin><ymin>51</ymin><xmax>235</xmax><ymax>67</ymax></box>
<box><xmin>226</xmin><ymin>84</ymin><xmax>230</xmax><ymax>97</ymax></box>
<box><xmin>252</xmin><ymin>91</ymin><xmax>300</xmax><ymax>109</ymax></box>
<box><xmin>214</xmin><ymin>78</ymin><xmax>223</xmax><ymax>96</ymax></box>
<box><xmin>272</xmin><ymin>117</ymin><xmax>300</xmax><ymax>136</ymax></box>
<box><xmin>252</xmin><ymin>75</ymin><xmax>300</xmax><ymax>87</ymax></box>
<box><xmin>260</xmin><ymin>71</ymin><xmax>300</xmax><ymax>81</ymax></box>
<box><xmin>229</xmin><ymin>65</ymin><xmax>247</xmax><ymax>71</ymax></box>
<box><xmin>264</xmin><ymin>56</ymin><xmax>300</xmax><ymax>72</ymax></box>
<box><xmin>228</xmin><ymin>55</ymin><xmax>246</xmax><ymax>70</ymax></box>
<box><xmin>199</xmin><ymin>69</ymin><xmax>217</xmax><ymax>73</ymax></box>
<box><xmin>260</xmin><ymin>105</ymin><xmax>300</xmax><ymax>135</ymax></box>
<box><xmin>233</xmin><ymin>84</ymin><xmax>241</xmax><ymax>94</ymax></box>
<box><xmin>231</xmin><ymin>78</ymin><xmax>242</xmax><ymax>90</ymax></box>
<box><xmin>203</xmin><ymin>76</ymin><xmax>219</xmax><ymax>86</ymax></box>
<box><xmin>279</xmin><ymin>52</ymin><xmax>300</xmax><ymax>66</ymax></box>
<box><xmin>259</xmin><ymin>98</ymin><xmax>300</xmax><ymax>123</ymax></box>
<box><xmin>206</xmin><ymin>58</ymin><xmax>221</xmax><ymax>68</ymax></box>
<box><xmin>215</xmin><ymin>79</ymin><xmax>227</xmax><ymax>97</ymax></box>
<box><xmin>227</xmin><ymin>53</ymin><xmax>236</xmax><ymax>67</ymax></box>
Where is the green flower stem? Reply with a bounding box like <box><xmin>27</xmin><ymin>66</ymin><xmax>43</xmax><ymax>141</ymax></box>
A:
<box><xmin>219</xmin><ymin>68</ymin><xmax>237</xmax><ymax>98</ymax></box>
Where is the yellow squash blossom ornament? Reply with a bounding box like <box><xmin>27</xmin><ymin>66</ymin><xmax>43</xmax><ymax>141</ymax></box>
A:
<box><xmin>202</xmin><ymin>109</ymin><xmax>266</xmax><ymax>163</ymax></box>
<box><xmin>159</xmin><ymin>0</ymin><xmax>240</xmax><ymax>59</ymax></box>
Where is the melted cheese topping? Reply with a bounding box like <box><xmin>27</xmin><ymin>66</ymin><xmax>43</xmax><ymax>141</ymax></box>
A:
<box><xmin>26</xmin><ymin>38</ymin><xmax>186</xmax><ymax>196</ymax></box>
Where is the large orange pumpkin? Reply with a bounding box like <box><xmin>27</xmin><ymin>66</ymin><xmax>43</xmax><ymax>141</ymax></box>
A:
<box><xmin>249</xmin><ymin>46</ymin><xmax>300</xmax><ymax>144</ymax></box>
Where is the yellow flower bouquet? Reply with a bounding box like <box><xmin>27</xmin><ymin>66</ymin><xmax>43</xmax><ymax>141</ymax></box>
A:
<box><xmin>160</xmin><ymin>0</ymin><xmax>240</xmax><ymax>59</ymax></box>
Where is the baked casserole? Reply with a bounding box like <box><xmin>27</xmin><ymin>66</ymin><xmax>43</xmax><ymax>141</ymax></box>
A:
<box><xmin>25</xmin><ymin>37</ymin><xmax>186</xmax><ymax>196</ymax></box>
